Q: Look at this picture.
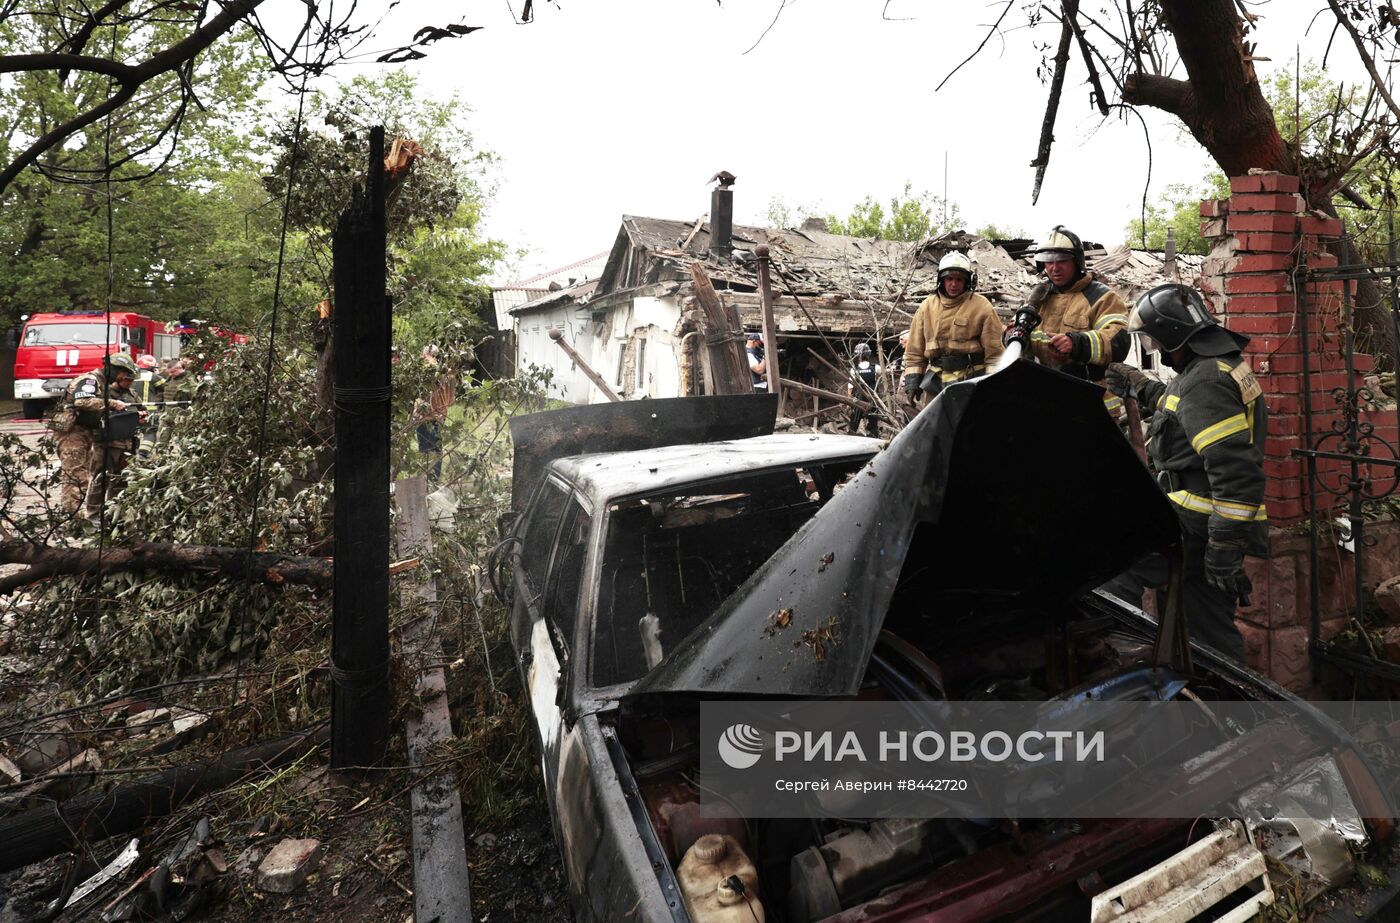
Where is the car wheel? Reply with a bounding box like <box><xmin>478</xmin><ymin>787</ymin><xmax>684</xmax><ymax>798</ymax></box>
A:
<box><xmin>21</xmin><ymin>399</ymin><xmax>46</xmax><ymax>420</ymax></box>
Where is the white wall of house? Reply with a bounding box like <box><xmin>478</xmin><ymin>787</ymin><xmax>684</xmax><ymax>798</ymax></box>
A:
<box><xmin>513</xmin><ymin>305</ymin><xmax>604</xmax><ymax>404</ymax></box>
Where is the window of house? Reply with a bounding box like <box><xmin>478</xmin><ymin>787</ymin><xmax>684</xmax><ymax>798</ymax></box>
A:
<box><xmin>635</xmin><ymin>337</ymin><xmax>647</xmax><ymax>391</ymax></box>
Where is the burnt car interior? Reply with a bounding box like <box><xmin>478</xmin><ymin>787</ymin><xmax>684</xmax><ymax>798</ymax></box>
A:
<box><xmin>594</xmin><ymin>462</ymin><xmax>866</xmax><ymax>687</ymax></box>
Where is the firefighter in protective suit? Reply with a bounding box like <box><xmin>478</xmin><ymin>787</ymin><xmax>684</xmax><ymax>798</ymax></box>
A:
<box><xmin>1014</xmin><ymin>226</ymin><xmax>1131</xmax><ymax>386</ymax></box>
<box><xmin>901</xmin><ymin>251</ymin><xmax>1003</xmax><ymax>407</ymax></box>
<box><xmin>1105</xmin><ymin>284</ymin><xmax>1266</xmax><ymax>664</ymax></box>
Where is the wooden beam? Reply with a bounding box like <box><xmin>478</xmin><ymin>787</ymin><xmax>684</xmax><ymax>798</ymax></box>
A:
<box><xmin>780</xmin><ymin>377</ymin><xmax>867</xmax><ymax>410</ymax></box>
<box><xmin>330</xmin><ymin>126</ymin><xmax>391</xmax><ymax>770</ymax></box>
<box><xmin>754</xmin><ymin>245</ymin><xmax>782</xmax><ymax>400</ymax></box>
<box><xmin>396</xmin><ymin>477</ymin><xmax>472</xmax><ymax>923</ymax></box>
<box><xmin>688</xmin><ymin>263</ymin><xmax>751</xmax><ymax>394</ymax></box>
<box><xmin>548</xmin><ymin>328</ymin><xmax>621</xmax><ymax>402</ymax></box>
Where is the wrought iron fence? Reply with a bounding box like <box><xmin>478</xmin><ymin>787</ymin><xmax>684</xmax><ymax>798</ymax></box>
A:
<box><xmin>1292</xmin><ymin>216</ymin><xmax>1400</xmax><ymax>684</ymax></box>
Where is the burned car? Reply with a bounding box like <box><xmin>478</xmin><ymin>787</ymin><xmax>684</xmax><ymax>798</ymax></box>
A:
<box><xmin>490</xmin><ymin>363</ymin><xmax>1397</xmax><ymax>922</ymax></box>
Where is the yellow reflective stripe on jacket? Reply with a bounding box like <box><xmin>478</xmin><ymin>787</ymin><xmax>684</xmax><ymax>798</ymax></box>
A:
<box><xmin>1213</xmin><ymin>497</ymin><xmax>1269</xmax><ymax>521</ymax></box>
<box><xmin>1085</xmin><ymin>331</ymin><xmax>1101</xmax><ymax>363</ymax></box>
<box><xmin>1168</xmin><ymin>490</ymin><xmax>1215</xmax><ymax>515</ymax></box>
<box><xmin>1164</xmin><ymin>395</ymin><xmax>1180</xmax><ymax>412</ymax></box>
<box><xmin>1191</xmin><ymin>413</ymin><xmax>1250</xmax><ymax>452</ymax></box>
<box><xmin>1217</xmin><ymin>360</ymin><xmax>1233</xmax><ymax>373</ymax></box>
<box><xmin>1096</xmin><ymin>313</ymin><xmax>1128</xmax><ymax>330</ymax></box>
<box><xmin>1103</xmin><ymin>393</ymin><xmax>1123</xmax><ymax>412</ymax></box>
<box><xmin>1169</xmin><ymin>490</ymin><xmax>1268</xmax><ymax>522</ymax></box>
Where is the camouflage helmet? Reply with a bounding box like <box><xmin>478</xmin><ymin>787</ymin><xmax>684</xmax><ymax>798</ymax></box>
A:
<box><xmin>106</xmin><ymin>353</ymin><xmax>138</xmax><ymax>376</ymax></box>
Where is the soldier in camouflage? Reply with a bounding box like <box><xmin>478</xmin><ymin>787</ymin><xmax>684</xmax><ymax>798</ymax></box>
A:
<box><xmin>1107</xmin><ymin>284</ymin><xmax>1267</xmax><ymax>664</ymax></box>
<box><xmin>72</xmin><ymin>353</ymin><xmax>144</xmax><ymax>522</ymax></box>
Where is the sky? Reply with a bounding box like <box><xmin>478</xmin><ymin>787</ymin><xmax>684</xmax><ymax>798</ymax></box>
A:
<box><xmin>322</xmin><ymin>1</ymin><xmax>1370</xmax><ymax>282</ymax></box>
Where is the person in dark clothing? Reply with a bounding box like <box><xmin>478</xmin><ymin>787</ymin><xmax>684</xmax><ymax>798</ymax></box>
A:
<box><xmin>847</xmin><ymin>343</ymin><xmax>881</xmax><ymax>436</ymax></box>
<box><xmin>746</xmin><ymin>333</ymin><xmax>768</xmax><ymax>392</ymax></box>
<box><xmin>1105</xmin><ymin>283</ymin><xmax>1267</xmax><ymax>664</ymax></box>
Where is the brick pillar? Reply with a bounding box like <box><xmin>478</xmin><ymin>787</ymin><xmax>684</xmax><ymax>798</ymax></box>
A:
<box><xmin>1194</xmin><ymin>171</ymin><xmax>1400</xmax><ymax>692</ymax></box>
<box><xmin>1198</xmin><ymin>171</ymin><xmax>1370</xmax><ymax>526</ymax></box>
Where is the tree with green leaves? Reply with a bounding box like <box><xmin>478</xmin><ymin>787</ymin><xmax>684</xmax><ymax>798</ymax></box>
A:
<box><xmin>825</xmin><ymin>182</ymin><xmax>961</xmax><ymax>242</ymax></box>
<box><xmin>0</xmin><ymin>19</ymin><xmax>268</xmax><ymax>322</ymax></box>
<box><xmin>264</xmin><ymin>70</ymin><xmax>506</xmax><ymax>343</ymax></box>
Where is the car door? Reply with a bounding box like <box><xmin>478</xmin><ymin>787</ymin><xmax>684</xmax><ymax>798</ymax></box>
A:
<box><xmin>510</xmin><ymin>477</ymin><xmax>592</xmax><ymax>803</ymax></box>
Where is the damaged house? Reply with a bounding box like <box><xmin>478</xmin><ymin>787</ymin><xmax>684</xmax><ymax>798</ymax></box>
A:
<box><xmin>511</xmin><ymin>177</ymin><xmax>1200</xmax><ymax>422</ymax></box>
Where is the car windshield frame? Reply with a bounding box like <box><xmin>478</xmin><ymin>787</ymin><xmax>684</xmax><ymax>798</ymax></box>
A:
<box><xmin>579</xmin><ymin>452</ymin><xmax>877</xmax><ymax>698</ymax></box>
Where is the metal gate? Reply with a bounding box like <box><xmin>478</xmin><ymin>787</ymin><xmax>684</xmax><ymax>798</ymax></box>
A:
<box><xmin>1293</xmin><ymin>218</ymin><xmax>1400</xmax><ymax>685</ymax></box>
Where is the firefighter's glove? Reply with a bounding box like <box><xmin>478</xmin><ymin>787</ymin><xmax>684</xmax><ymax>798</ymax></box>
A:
<box><xmin>1062</xmin><ymin>331</ymin><xmax>1093</xmax><ymax>363</ymax></box>
<box><xmin>902</xmin><ymin>372</ymin><xmax>922</xmax><ymax>397</ymax></box>
<box><xmin>1105</xmin><ymin>362</ymin><xmax>1148</xmax><ymax>400</ymax></box>
<box><xmin>1026</xmin><ymin>281</ymin><xmax>1053</xmax><ymax>308</ymax></box>
<box><xmin>1204</xmin><ymin>539</ymin><xmax>1252</xmax><ymax>604</ymax></box>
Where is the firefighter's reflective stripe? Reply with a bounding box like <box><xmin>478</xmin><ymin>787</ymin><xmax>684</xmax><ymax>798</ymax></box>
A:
<box><xmin>1103</xmin><ymin>393</ymin><xmax>1123</xmax><ymax>414</ymax></box>
<box><xmin>1164</xmin><ymin>395</ymin><xmax>1180</xmax><ymax>412</ymax></box>
<box><xmin>1169</xmin><ymin>489</ymin><xmax>1267</xmax><ymax>521</ymax></box>
<box><xmin>1085</xmin><ymin>330</ymin><xmax>1102</xmax><ymax>363</ymax></box>
<box><xmin>1214</xmin><ymin>496</ymin><xmax>1269</xmax><ymax>522</ymax></box>
<box><xmin>1096</xmin><ymin>313</ymin><xmax>1128</xmax><ymax>330</ymax></box>
<box><xmin>1191</xmin><ymin>413</ymin><xmax>1250</xmax><ymax>452</ymax></box>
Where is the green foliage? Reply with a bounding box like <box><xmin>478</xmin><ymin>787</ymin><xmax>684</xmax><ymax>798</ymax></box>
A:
<box><xmin>1125</xmin><ymin>175</ymin><xmax>1229</xmax><ymax>255</ymax></box>
<box><xmin>265</xmin><ymin>70</ymin><xmax>506</xmax><ymax>339</ymax></box>
<box><xmin>974</xmin><ymin>222</ymin><xmax>1030</xmax><ymax>241</ymax></box>
<box><xmin>0</xmin><ymin>15</ymin><xmax>268</xmax><ymax>324</ymax></box>
<box><xmin>7</xmin><ymin>321</ymin><xmax>545</xmax><ymax>699</ymax></box>
<box><xmin>825</xmin><ymin>182</ymin><xmax>962</xmax><ymax>241</ymax></box>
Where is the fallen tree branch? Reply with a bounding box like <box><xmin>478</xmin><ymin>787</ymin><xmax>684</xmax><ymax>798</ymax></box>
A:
<box><xmin>0</xmin><ymin>540</ymin><xmax>333</xmax><ymax>593</ymax></box>
<box><xmin>0</xmin><ymin>724</ymin><xmax>328</xmax><ymax>872</ymax></box>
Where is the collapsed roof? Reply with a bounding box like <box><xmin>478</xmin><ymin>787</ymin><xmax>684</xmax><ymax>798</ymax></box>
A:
<box><xmin>509</xmin><ymin>215</ymin><xmax>1201</xmax><ymax>331</ymax></box>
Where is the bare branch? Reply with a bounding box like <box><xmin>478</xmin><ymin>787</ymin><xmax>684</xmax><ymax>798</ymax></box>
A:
<box><xmin>1065</xmin><ymin>2</ymin><xmax>1110</xmax><ymax>115</ymax></box>
<box><xmin>935</xmin><ymin>0</ymin><xmax>1015</xmax><ymax>93</ymax></box>
<box><xmin>0</xmin><ymin>52</ymin><xmax>134</xmax><ymax>79</ymax></box>
<box><xmin>0</xmin><ymin>82</ymin><xmax>138</xmax><ymax>197</ymax></box>
<box><xmin>1031</xmin><ymin>4</ymin><xmax>1076</xmax><ymax>204</ymax></box>
<box><xmin>1324</xmin><ymin>0</ymin><xmax>1400</xmax><ymax>125</ymax></box>
<box><xmin>742</xmin><ymin>0</ymin><xmax>792</xmax><ymax>56</ymax></box>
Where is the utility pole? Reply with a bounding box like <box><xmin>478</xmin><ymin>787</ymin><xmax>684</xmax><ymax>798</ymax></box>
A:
<box><xmin>330</xmin><ymin>126</ymin><xmax>391</xmax><ymax>769</ymax></box>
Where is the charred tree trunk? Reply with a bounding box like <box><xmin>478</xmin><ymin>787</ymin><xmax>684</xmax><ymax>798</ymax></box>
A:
<box><xmin>1122</xmin><ymin>0</ymin><xmax>1390</xmax><ymax>355</ymax></box>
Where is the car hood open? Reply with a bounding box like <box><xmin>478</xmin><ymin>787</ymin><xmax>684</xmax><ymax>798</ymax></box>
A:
<box><xmin>629</xmin><ymin>360</ymin><xmax>1181</xmax><ymax>698</ymax></box>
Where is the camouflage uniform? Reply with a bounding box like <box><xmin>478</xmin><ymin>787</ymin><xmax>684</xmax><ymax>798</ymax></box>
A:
<box><xmin>70</xmin><ymin>368</ymin><xmax>138</xmax><ymax>520</ymax></box>
<box><xmin>54</xmin><ymin>427</ymin><xmax>93</xmax><ymax>514</ymax></box>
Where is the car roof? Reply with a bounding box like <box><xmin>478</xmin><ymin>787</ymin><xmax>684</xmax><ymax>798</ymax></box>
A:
<box><xmin>548</xmin><ymin>433</ymin><xmax>881</xmax><ymax>504</ymax></box>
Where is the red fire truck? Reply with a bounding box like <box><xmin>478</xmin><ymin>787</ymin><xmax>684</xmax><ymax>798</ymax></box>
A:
<box><xmin>12</xmin><ymin>311</ymin><xmax>183</xmax><ymax>419</ymax></box>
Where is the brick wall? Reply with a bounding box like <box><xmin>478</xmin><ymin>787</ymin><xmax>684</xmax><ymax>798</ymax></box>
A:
<box><xmin>1195</xmin><ymin>171</ymin><xmax>1400</xmax><ymax>692</ymax></box>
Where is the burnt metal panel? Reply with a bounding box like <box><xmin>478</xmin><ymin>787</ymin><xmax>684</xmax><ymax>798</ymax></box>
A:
<box><xmin>629</xmin><ymin>360</ymin><xmax>1180</xmax><ymax>698</ymax></box>
<box><xmin>509</xmin><ymin>393</ymin><xmax>778</xmax><ymax>510</ymax></box>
